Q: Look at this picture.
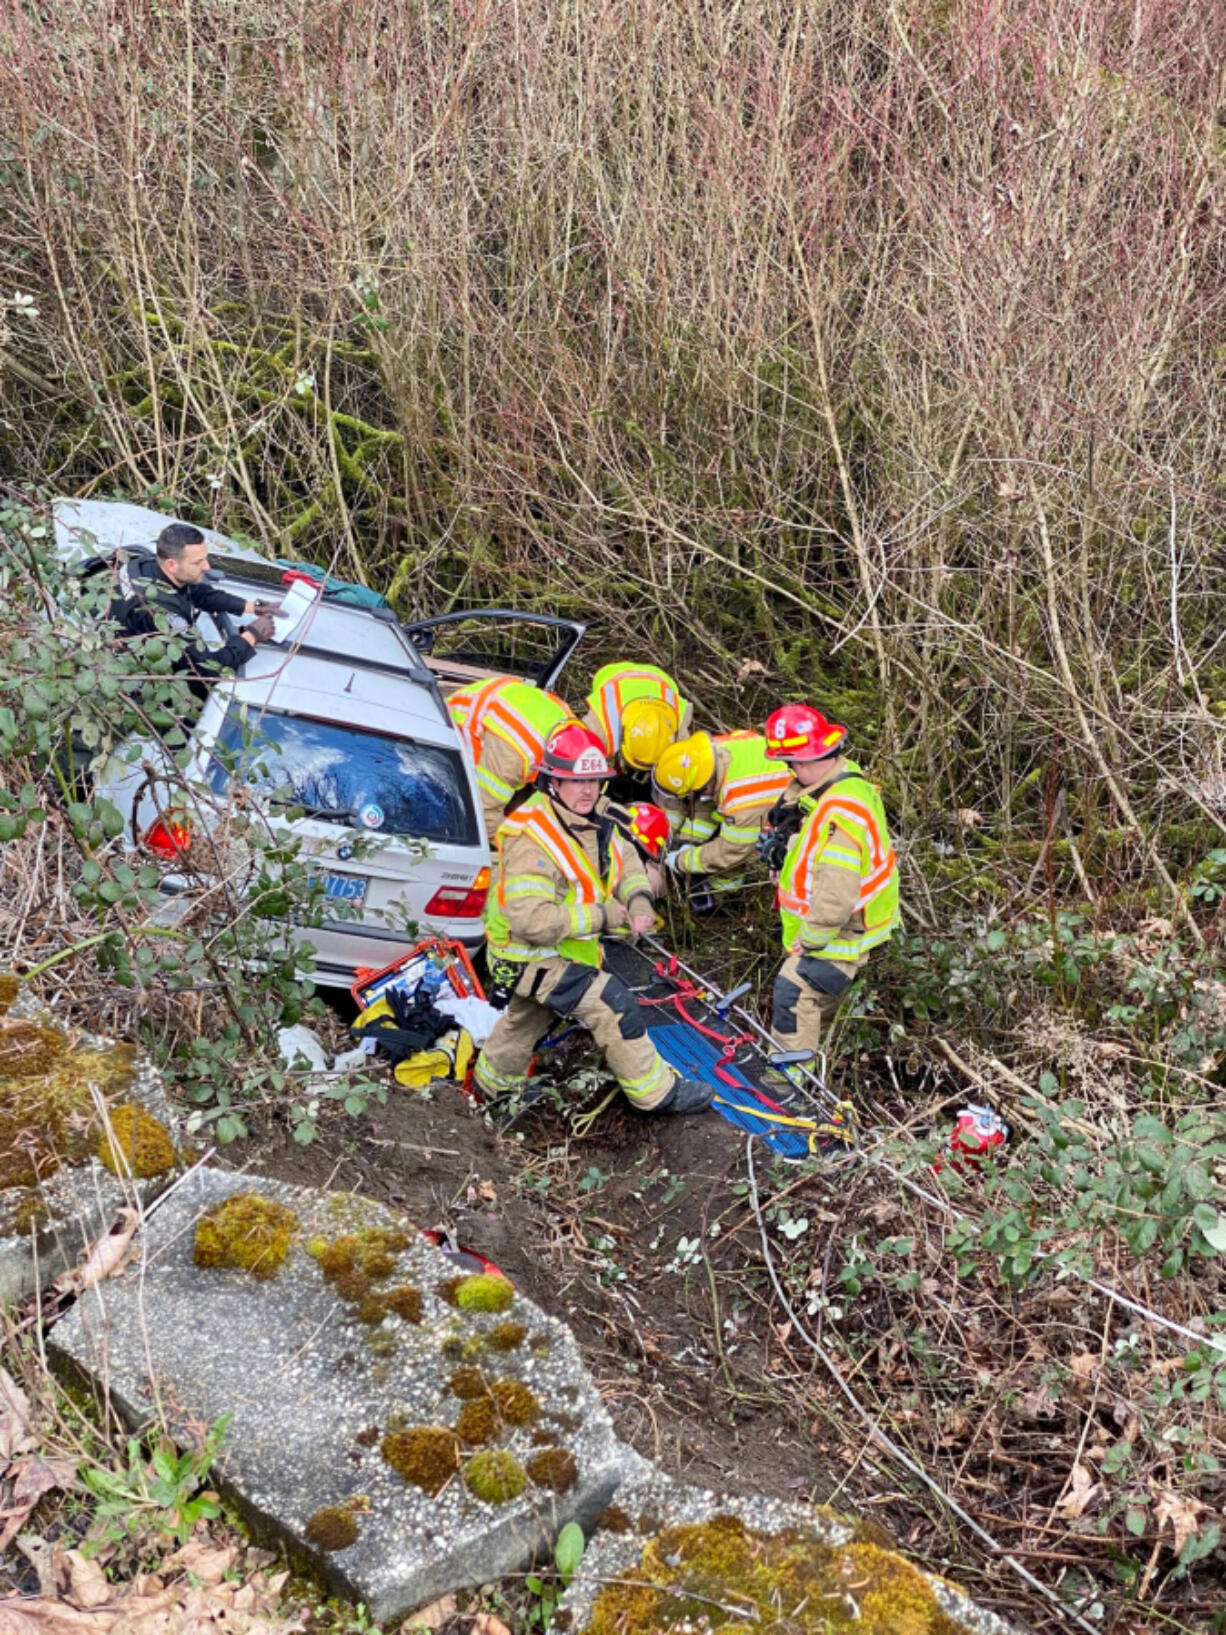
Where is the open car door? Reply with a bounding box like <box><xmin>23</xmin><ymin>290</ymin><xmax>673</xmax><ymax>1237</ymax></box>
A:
<box><xmin>399</xmin><ymin>609</ymin><xmax>586</xmax><ymax>696</ymax></box>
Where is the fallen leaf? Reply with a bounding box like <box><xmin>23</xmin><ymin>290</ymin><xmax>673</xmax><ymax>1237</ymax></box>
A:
<box><xmin>163</xmin><ymin>1543</ymin><xmax>238</xmax><ymax>1586</ymax></box>
<box><xmin>1154</xmin><ymin>1488</ymin><xmax>1203</xmax><ymax>1556</ymax></box>
<box><xmin>66</xmin><ymin>1551</ymin><xmax>111</xmax><ymax>1610</ymax></box>
<box><xmin>955</xmin><ymin>808</ymin><xmax>984</xmax><ymax>829</ymax></box>
<box><xmin>55</xmin><ymin>1210</ymin><xmax>139</xmax><ymax>1296</ymax></box>
<box><xmin>735</xmin><ymin>658</ymin><xmax>769</xmax><ymax>682</ymax></box>
<box><xmin>1069</xmin><ymin>1352</ymin><xmax>1097</xmax><ymax>1384</ymax></box>
<box><xmin>400</xmin><ymin>1597</ymin><xmax>456</xmax><ymax>1632</ymax></box>
<box><xmin>1056</xmin><ymin>1460</ymin><xmax>1101</xmax><ymax>1520</ymax></box>
<box><xmin>0</xmin><ymin>1601</ymin><xmax>114</xmax><ymax>1635</ymax></box>
<box><xmin>0</xmin><ymin>1456</ymin><xmax>78</xmax><ymax>1551</ymax></box>
<box><xmin>0</xmin><ymin>1368</ymin><xmax>35</xmax><ymax>1461</ymax></box>
<box><xmin>477</xmin><ymin>1180</ymin><xmax>497</xmax><ymax>1203</ymax></box>
<box><xmin>16</xmin><ymin>1536</ymin><xmax>69</xmax><ymax>1599</ymax></box>
<box><xmin>1138</xmin><ymin>917</ymin><xmax>1176</xmax><ymax>940</ymax></box>
<box><xmin>470</xmin><ymin>1617</ymin><xmax>511</xmax><ymax>1635</ymax></box>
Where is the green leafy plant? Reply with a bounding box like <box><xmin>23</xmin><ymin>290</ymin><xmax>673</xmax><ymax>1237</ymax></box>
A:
<box><xmin>81</xmin><ymin>1415</ymin><xmax>230</xmax><ymax>1556</ymax></box>
<box><xmin>525</xmin><ymin>1521</ymin><xmax>585</xmax><ymax>1628</ymax></box>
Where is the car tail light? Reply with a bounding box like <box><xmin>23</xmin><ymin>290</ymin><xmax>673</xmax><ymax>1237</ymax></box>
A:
<box><xmin>425</xmin><ymin>867</ymin><xmax>490</xmax><ymax>919</ymax></box>
<box><xmin>142</xmin><ymin>813</ymin><xmax>192</xmax><ymax>859</ymax></box>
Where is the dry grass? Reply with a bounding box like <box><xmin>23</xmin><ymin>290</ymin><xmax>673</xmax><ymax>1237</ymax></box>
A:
<box><xmin>1</xmin><ymin>0</ymin><xmax>1225</xmax><ymax>908</ymax></box>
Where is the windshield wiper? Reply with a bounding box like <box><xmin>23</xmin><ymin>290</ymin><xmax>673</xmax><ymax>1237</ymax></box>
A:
<box><xmin>271</xmin><ymin>801</ymin><xmax>361</xmax><ymax>826</ymax></box>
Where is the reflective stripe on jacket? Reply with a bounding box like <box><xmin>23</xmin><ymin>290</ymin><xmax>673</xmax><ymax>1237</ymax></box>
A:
<box><xmin>777</xmin><ymin>760</ymin><xmax>899</xmax><ymax>960</ymax></box>
<box><xmin>670</xmin><ymin>732</ymin><xmax>791</xmax><ymax>874</ymax></box>
<box><xmin>484</xmin><ymin>793</ymin><xmax>651</xmax><ymax>968</ymax></box>
<box><xmin>448</xmin><ymin>679</ymin><xmax>571</xmax><ymax>807</ymax></box>
<box><xmin>584</xmin><ymin>662</ymin><xmax>691</xmax><ymax>756</ymax></box>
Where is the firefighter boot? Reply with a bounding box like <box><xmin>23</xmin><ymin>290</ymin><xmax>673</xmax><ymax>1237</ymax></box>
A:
<box><xmin>651</xmin><ymin>1076</ymin><xmax>716</xmax><ymax>1114</ymax></box>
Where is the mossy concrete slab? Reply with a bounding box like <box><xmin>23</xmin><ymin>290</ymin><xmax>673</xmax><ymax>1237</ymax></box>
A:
<box><xmin>558</xmin><ymin>1473</ymin><xmax>1022</xmax><ymax>1635</ymax></box>
<box><xmin>0</xmin><ymin>989</ymin><xmax>182</xmax><ymax>1304</ymax></box>
<box><xmin>49</xmin><ymin>1169</ymin><xmax>647</xmax><ymax>1622</ymax></box>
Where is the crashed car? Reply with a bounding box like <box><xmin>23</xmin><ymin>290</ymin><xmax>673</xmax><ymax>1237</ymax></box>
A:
<box><xmin>54</xmin><ymin>499</ymin><xmax>584</xmax><ymax>988</ymax></box>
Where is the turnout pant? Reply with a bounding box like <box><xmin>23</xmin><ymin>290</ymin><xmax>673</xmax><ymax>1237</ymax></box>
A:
<box><xmin>770</xmin><ymin>951</ymin><xmax>865</xmax><ymax>1055</ymax></box>
<box><xmin>475</xmin><ymin>957</ymin><xmax>675</xmax><ymax>1109</ymax></box>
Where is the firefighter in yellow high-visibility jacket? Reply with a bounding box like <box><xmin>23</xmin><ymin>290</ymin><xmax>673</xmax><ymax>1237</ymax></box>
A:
<box><xmin>653</xmin><ymin>730</ymin><xmax>791</xmax><ymax>880</ymax></box>
<box><xmin>762</xmin><ymin>704</ymin><xmax>900</xmax><ymax>1056</ymax></box>
<box><xmin>475</xmin><ymin>723</ymin><xmax>713</xmax><ymax>1115</ymax></box>
<box><xmin>448</xmin><ymin>677</ymin><xmax>573</xmax><ymax>836</ymax></box>
<box><xmin>582</xmin><ymin>662</ymin><xmax>693</xmax><ymax>778</ymax></box>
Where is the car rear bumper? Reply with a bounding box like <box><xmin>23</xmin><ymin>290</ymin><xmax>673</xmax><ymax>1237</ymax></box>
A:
<box><xmin>304</xmin><ymin>920</ymin><xmax>485</xmax><ymax>990</ymax></box>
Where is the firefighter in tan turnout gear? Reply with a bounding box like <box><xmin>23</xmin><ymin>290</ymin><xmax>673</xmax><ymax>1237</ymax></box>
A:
<box><xmin>448</xmin><ymin>676</ymin><xmax>573</xmax><ymax>836</ymax></box>
<box><xmin>653</xmin><ymin>730</ymin><xmax>791</xmax><ymax>881</ymax></box>
<box><xmin>475</xmin><ymin>722</ymin><xmax>714</xmax><ymax>1115</ymax></box>
<box><xmin>763</xmin><ymin>704</ymin><xmax>900</xmax><ymax>1056</ymax></box>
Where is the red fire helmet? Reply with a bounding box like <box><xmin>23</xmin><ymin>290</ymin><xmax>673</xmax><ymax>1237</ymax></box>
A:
<box><xmin>763</xmin><ymin>703</ymin><xmax>847</xmax><ymax>762</ymax></box>
<box><xmin>540</xmin><ymin>721</ymin><xmax>612</xmax><ymax>780</ymax></box>
<box><xmin>624</xmin><ymin>801</ymin><xmax>671</xmax><ymax>860</ymax></box>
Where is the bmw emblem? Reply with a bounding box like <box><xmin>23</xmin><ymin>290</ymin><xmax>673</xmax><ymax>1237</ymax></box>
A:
<box><xmin>337</xmin><ymin>844</ymin><xmax>353</xmax><ymax>860</ymax></box>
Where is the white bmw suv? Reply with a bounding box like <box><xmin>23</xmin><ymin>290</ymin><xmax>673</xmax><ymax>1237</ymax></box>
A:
<box><xmin>56</xmin><ymin>500</ymin><xmax>584</xmax><ymax>988</ymax></box>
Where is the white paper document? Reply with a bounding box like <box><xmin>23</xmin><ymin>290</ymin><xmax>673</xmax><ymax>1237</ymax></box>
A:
<box><xmin>272</xmin><ymin>577</ymin><xmax>322</xmax><ymax>643</ymax></box>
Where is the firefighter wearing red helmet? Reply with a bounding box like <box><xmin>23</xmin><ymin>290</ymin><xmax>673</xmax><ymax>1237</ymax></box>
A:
<box><xmin>476</xmin><ymin>723</ymin><xmax>713</xmax><ymax>1115</ymax></box>
<box><xmin>602</xmin><ymin>799</ymin><xmax>671</xmax><ymax>904</ymax></box>
<box><xmin>762</xmin><ymin>704</ymin><xmax>900</xmax><ymax>1059</ymax></box>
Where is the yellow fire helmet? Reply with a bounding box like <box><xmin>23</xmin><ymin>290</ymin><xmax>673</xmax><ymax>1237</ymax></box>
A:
<box><xmin>620</xmin><ymin>696</ymin><xmax>679</xmax><ymax>770</ymax></box>
<box><xmin>653</xmin><ymin>732</ymin><xmax>716</xmax><ymax>799</ymax></box>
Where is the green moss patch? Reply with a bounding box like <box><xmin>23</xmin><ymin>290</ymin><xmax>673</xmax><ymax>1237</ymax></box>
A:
<box><xmin>490</xmin><ymin>1379</ymin><xmax>540</xmax><ymax>1427</ymax></box>
<box><xmin>385</xmin><ymin>1284</ymin><xmax>422</xmax><ymax>1323</ymax></box>
<box><xmin>581</xmin><ymin>1518</ymin><xmax>966</xmax><ymax>1635</ymax></box>
<box><xmin>448</xmin><ymin>1366</ymin><xmax>490</xmax><ymax>1400</ymax></box>
<box><xmin>456</xmin><ymin>1396</ymin><xmax>500</xmax><ymax>1445</ymax></box>
<box><xmin>97</xmin><ymin>1104</ymin><xmax>177</xmax><ymax>1178</ymax></box>
<box><xmin>356</xmin><ymin>1293</ymin><xmax>389</xmax><ymax>1326</ymax></box>
<box><xmin>361</xmin><ymin>1248</ymin><xmax>396</xmax><ymax>1281</ymax></box>
<box><xmin>527</xmin><ymin>1446</ymin><xmax>578</xmax><ymax>1494</ymax></box>
<box><xmin>192</xmin><ymin>1192</ymin><xmax>298</xmax><ymax>1280</ymax></box>
<box><xmin>0</xmin><ymin>972</ymin><xmax>19</xmax><ymax>1016</ymax></box>
<box><xmin>11</xmin><ymin>1190</ymin><xmax>50</xmax><ymax>1234</ymax></box>
<box><xmin>454</xmin><ymin>1273</ymin><xmax>514</xmax><ymax>1313</ymax></box>
<box><xmin>303</xmin><ymin>1504</ymin><xmax>360</xmax><ymax>1551</ymax></box>
<box><xmin>487</xmin><ymin>1321</ymin><xmax>528</xmax><ymax>1352</ymax></box>
<box><xmin>381</xmin><ymin>1427</ymin><xmax>461</xmax><ymax>1495</ymax></box>
<box><xmin>0</xmin><ymin>1021</ymin><xmax>136</xmax><ymax>1190</ymax></box>
<box><xmin>464</xmin><ymin>1449</ymin><xmax>526</xmax><ymax>1504</ymax></box>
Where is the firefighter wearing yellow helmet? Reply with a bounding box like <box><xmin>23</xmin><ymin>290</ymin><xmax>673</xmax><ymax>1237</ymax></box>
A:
<box><xmin>583</xmin><ymin>662</ymin><xmax>693</xmax><ymax>775</ymax></box>
<box><xmin>654</xmin><ymin>731</ymin><xmax>791</xmax><ymax>879</ymax></box>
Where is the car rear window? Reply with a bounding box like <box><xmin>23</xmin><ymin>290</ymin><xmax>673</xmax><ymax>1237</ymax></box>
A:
<box><xmin>207</xmin><ymin>709</ymin><xmax>479</xmax><ymax>846</ymax></box>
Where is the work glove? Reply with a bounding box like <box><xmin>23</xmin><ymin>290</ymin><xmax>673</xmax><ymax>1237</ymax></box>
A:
<box><xmin>601</xmin><ymin>898</ymin><xmax>629</xmax><ymax>931</ymax></box>
<box><xmin>242</xmin><ymin>613</ymin><xmax>277</xmax><ymax>645</ymax></box>
<box><xmin>252</xmin><ymin>598</ymin><xmax>284</xmax><ymax>616</ymax></box>
<box><xmin>664</xmin><ymin>847</ymin><xmax>687</xmax><ymax>874</ymax></box>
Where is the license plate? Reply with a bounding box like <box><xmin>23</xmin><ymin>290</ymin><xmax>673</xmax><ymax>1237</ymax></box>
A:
<box><xmin>318</xmin><ymin>872</ymin><xmax>369</xmax><ymax>906</ymax></box>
